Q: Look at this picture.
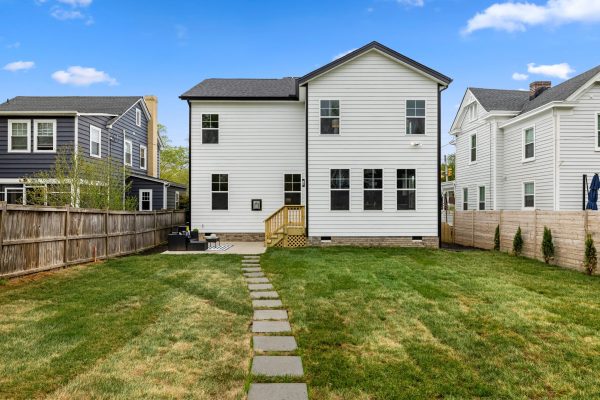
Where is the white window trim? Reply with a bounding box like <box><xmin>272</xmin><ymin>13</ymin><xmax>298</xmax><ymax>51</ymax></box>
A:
<box><xmin>405</xmin><ymin>99</ymin><xmax>426</xmax><ymax>135</ymax></box>
<box><xmin>135</xmin><ymin>108</ymin><xmax>142</xmax><ymax>127</ymax></box>
<box><xmin>523</xmin><ymin>181</ymin><xmax>536</xmax><ymax>210</ymax></box>
<box><xmin>89</xmin><ymin>125</ymin><xmax>102</xmax><ymax>158</ymax></box>
<box><xmin>175</xmin><ymin>191</ymin><xmax>180</xmax><ymax>209</ymax></box>
<box><xmin>5</xmin><ymin>187</ymin><xmax>25</xmax><ymax>205</ymax></box>
<box><xmin>363</xmin><ymin>168</ymin><xmax>384</xmax><ymax>211</ymax></box>
<box><xmin>211</xmin><ymin>173</ymin><xmax>229</xmax><ymax>211</ymax></box>
<box><xmin>595</xmin><ymin>112</ymin><xmax>600</xmax><ymax>152</ymax></box>
<box><xmin>469</xmin><ymin>133</ymin><xmax>477</xmax><ymax>164</ymax></box>
<box><xmin>283</xmin><ymin>173</ymin><xmax>303</xmax><ymax>205</ymax></box>
<box><xmin>522</xmin><ymin>126</ymin><xmax>536</xmax><ymax>162</ymax></box>
<box><xmin>396</xmin><ymin>169</ymin><xmax>417</xmax><ymax>211</ymax></box>
<box><xmin>139</xmin><ymin>189</ymin><xmax>152</xmax><ymax>211</ymax></box>
<box><xmin>329</xmin><ymin>168</ymin><xmax>351</xmax><ymax>211</ymax></box>
<box><xmin>478</xmin><ymin>185</ymin><xmax>486</xmax><ymax>210</ymax></box>
<box><xmin>201</xmin><ymin>114</ymin><xmax>219</xmax><ymax>144</ymax></box>
<box><xmin>33</xmin><ymin>119</ymin><xmax>57</xmax><ymax>153</ymax></box>
<box><xmin>139</xmin><ymin>144</ymin><xmax>147</xmax><ymax>170</ymax></box>
<box><xmin>8</xmin><ymin>119</ymin><xmax>31</xmax><ymax>153</ymax></box>
<box><xmin>463</xmin><ymin>187</ymin><xmax>469</xmax><ymax>210</ymax></box>
<box><xmin>124</xmin><ymin>139</ymin><xmax>133</xmax><ymax>167</ymax></box>
<box><xmin>320</xmin><ymin>99</ymin><xmax>341</xmax><ymax>135</ymax></box>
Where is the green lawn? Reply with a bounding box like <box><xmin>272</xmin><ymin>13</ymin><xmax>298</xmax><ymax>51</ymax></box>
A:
<box><xmin>262</xmin><ymin>247</ymin><xmax>600</xmax><ymax>399</ymax></box>
<box><xmin>0</xmin><ymin>253</ymin><xmax>252</xmax><ymax>400</ymax></box>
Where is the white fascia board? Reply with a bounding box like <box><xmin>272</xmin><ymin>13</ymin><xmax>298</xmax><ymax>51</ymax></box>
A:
<box><xmin>0</xmin><ymin>111</ymin><xmax>77</xmax><ymax>116</ymax></box>
<box><xmin>498</xmin><ymin>102</ymin><xmax>575</xmax><ymax>129</ymax></box>
<box><xmin>566</xmin><ymin>72</ymin><xmax>600</xmax><ymax>102</ymax></box>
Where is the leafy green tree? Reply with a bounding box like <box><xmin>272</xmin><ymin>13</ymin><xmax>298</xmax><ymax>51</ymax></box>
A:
<box><xmin>513</xmin><ymin>226</ymin><xmax>523</xmax><ymax>256</ymax></box>
<box><xmin>541</xmin><ymin>227</ymin><xmax>555</xmax><ymax>264</ymax></box>
<box><xmin>494</xmin><ymin>225</ymin><xmax>500</xmax><ymax>251</ymax></box>
<box><xmin>159</xmin><ymin>127</ymin><xmax>189</xmax><ymax>186</ymax></box>
<box><xmin>585</xmin><ymin>234</ymin><xmax>597</xmax><ymax>275</ymax></box>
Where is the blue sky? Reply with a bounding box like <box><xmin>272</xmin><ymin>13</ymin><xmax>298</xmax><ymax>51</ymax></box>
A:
<box><xmin>2</xmin><ymin>0</ymin><xmax>600</xmax><ymax>153</ymax></box>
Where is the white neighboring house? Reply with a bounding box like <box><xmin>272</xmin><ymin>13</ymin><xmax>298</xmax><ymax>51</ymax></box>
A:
<box><xmin>451</xmin><ymin>65</ymin><xmax>600</xmax><ymax>212</ymax></box>
<box><xmin>181</xmin><ymin>42</ymin><xmax>452</xmax><ymax>247</ymax></box>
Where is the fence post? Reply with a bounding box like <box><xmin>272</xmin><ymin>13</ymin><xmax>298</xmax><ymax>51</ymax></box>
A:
<box><xmin>64</xmin><ymin>205</ymin><xmax>70</xmax><ymax>266</ymax></box>
<box><xmin>471</xmin><ymin>210</ymin><xmax>475</xmax><ymax>247</ymax></box>
<box><xmin>584</xmin><ymin>210</ymin><xmax>589</xmax><ymax>235</ymax></box>
<box><xmin>533</xmin><ymin>210</ymin><xmax>538</xmax><ymax>261</ymax></box>
<box><xmin>134</xmin><ymin>212</ymin><xmax>138</xmax><ymax>252</ymax></box>
<box><xmin>0</xmin><ymin>202</ymin><xmax>5</xmax><ymax>274</ymax></box>
<box><xmin>154</xmin><ymin>211</ymin><xmax>158</xmax><ymax>246</ymax></box>
<box><xmin>105</xmin><ymin>209</ymin><xmax>109</xmax><ymax>260</ymax></box>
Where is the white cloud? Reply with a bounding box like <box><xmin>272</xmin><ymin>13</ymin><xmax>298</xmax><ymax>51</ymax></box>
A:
<box><xmin>51</xmin><ymin>7</ymin><xmax>84</xmax><ymax>20</ymax></box>
<box><xmin>527</xmin><ymin>62</ymin><xmax>575</xmax><ymax>79</ymax></box>
<box><xmin>398</xmin><ymin>0</ymin><xmax>424</xmax><ymax>6</ymax></box>
<box><xmin>332</xmin><ymin>48</ymin><xmax>358</xmax><ymax>61</ymax></box>
<box><xmin>463</xmin><ymin>0</ymin><xmax>600</xmax><ymax>34</ymax></box>
<box><xmin>3</xmin><ymin>61</ymin><xmax>35</xmax><ymax>72</ymax></box>
<box><xmin>512</xmin><ymin>72</ymin><xmax>529</xmax><ymax>81</ymax></box>
<box><xmin>52</xmin><ymin>66</ymin><xmax>117</xmax><ymax>86</ymax></box>
<box><xmin>57</xmin><ymin>0</ymin><xmax>92</xmax><ymax>6</ymax></box>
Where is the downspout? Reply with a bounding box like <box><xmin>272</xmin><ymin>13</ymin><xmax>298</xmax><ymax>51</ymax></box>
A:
<box><xmin>305</xmin><ymin>83</ymin><xmax>309</xmax><ymax>238</ymax></box>
<box><xmin>188</xmin><ymin>100</ymin><xmax>192</xmax><ymax>226</ymax></box>
<box><xmin>437</xmin><ymin>84</ymin><xmax>443</xmax><ymax>247</ymax></box>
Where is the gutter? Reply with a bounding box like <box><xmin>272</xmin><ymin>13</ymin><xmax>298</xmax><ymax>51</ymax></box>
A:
<box><xmin>498</xmin><ymin>102</ymin><xmax>575</xmax><ymax>129</ymax></box>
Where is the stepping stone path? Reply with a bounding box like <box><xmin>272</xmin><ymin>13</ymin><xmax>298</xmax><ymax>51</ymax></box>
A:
<box><xmin>241</xmin><ymin>255</ymin><xmax>308</xmax><ymax>400</ymax></box>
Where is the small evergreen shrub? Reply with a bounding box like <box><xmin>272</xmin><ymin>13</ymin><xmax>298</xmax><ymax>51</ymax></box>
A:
<box><xmin>494</xmin><ymin>225</ymin><xmax>500</xmax><ymax>251</ymax></box>
<box><xmin>584</xmin><ymin>234</ymin><xmax>597</xmax><ymax>276</ymax></box>
<box><xmin>541</xmin><ymin>227</ymin><xmax>555</xmax><ymax>264</ymax></box>
<box><xmin>513</xmin><ymin>226</ymin><xmax>523</xmax><ymax>256</ymax></box>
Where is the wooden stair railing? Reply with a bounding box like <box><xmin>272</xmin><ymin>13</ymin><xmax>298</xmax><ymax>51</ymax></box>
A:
<box><xmin>264</xmin><ymin>205</ymin><xmax>306</xmax><ymax>247</ymax></box>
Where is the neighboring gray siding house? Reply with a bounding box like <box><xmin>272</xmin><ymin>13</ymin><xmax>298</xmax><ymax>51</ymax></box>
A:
<box><xmin>181</xmin><ymin>41</ymin><xmax>452</xmax><ymax>246</ymax></box>
<box><xmin>0</xmin><ymin>96</ymin><xmax>185</xmax><ymax>210</ymax></box>
<box><xmin>451</xmin><ymin>65</ymin><xmax>600</xmax><ymax>211</ymax></box>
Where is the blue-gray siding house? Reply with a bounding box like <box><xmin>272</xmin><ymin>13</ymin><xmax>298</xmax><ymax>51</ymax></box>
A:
<box><xmin>0</xmin><ymin>96</ymin><xmax>186</xmax><ymax>210</ymax></box>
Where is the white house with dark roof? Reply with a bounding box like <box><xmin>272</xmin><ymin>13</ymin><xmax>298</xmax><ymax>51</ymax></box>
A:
<box><xmin>180</xmin><ymin>41</ymin><xmax>452</xmax><ymax>247</ymax></box>
<box><xmin>451</xmin><ymin>65</ymin><xmax>600</xmax><ymax>211</ymax></box>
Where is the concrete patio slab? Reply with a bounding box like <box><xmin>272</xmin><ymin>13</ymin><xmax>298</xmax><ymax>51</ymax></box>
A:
<box><xmin>252</xmin><ymin>299</ymin><xmax>283</xmax><ymax>308</ymax></box>
<box><xmin>253</xmin><ymin>309</ymin><xmax>288</xmax><ymax>320</ymax></box>
<box><xmin>246</xmin><ymin>277</ymin><xmax>270</xmax><ymax>284</ymax></box>
<box><xmin>253</xmin><ymin>336</ymin><xmax>297</xmax><ymax>352</ymax></box>
<box><xmin>248</xmin><ymin>383</ymin><xmax>308</xmax><ymax>400</ymax></box>
<box><xmin>251</xmin><ymin>356</ymin><xmax>303</xmax><ymax>377</ymax></box>
<box><xmin>244</xmin><ymin>272</ymin><xmax>265</xmax><ymax>278</ymax></box>
<box><xmin>252</xmin><ymin>320</ymin><xmax>292</xmax><ymax>333</ymax></box>
<box><xmin>250</xmin><ymin>291</ymin><xmax>279</xmax><ymax>299</ymax></box>
<box><xmin>248</xmin><ymin>283</ymin><xmax>274</xmax><ymax>291</ymax></box>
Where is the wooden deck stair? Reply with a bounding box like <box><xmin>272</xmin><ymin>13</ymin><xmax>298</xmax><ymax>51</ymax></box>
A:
<box><xmin>264</xmin><ymin>205</ymin><xmax>306</xmax><ymax>248</ymax></box>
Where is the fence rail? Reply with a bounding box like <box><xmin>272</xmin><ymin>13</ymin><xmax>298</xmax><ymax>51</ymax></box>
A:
<box><xmin>0</xmin><ymin>202</ymin><xmax>186</xmax><ymax>279</ymax></box>
<box><xmin>453</xmin><ymin>210</ymin><xmax>600</xmax><ymax>271</ymax></box>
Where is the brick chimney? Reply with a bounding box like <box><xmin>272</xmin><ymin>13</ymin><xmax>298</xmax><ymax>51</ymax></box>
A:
<box><xmin>529</xmin><ymin>81</ymin><xmax>551</xmax><ymax>100</ymax></box>
<box><xmin>144</xmin><ymin>95</ymin><xmax>159</xmax><ymax>178</ymax></box>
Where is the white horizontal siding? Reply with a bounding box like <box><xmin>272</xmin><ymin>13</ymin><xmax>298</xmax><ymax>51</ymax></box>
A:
<box><xmin>307</xmin><ymin>50</ymin><xmax>440</xmax><ymax>237</ymax></box>
<box><xmin>190</xmin><ymin>101</ymin><xmax>305</xmax><ymax>233</ymax></box>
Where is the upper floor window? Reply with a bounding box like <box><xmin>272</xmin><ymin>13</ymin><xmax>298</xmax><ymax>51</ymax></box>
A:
<box><xmin>406</xmin><ymin>100</ymin><xmax>425</xmax><ymax>134</ymax></box>
<box><xmin>524</xmin><ymin>127</ymin><xmax>535</xmax><ymax>160</ymax></box>
<box><xmin>34</xmin><ymin>120</ymin><xmax>56</xmax><ymax>152</ymax></box>
<box><xmin>284</xmin><ymin>174</ymin><xmax>301</xmax><ymax>205</ymax></box>
<box><xmin>397</xmin><ymin>169</ymin><xmax>416</xmax><ymax>210</ymax></box>
<box><xmin>364</xmin><ymin>169</ymin><xmax>383</xmax><ymax>210</ymax></box>
<box><xmin>463</xmin><ymin>187</ymin><xmax>469</xmax><ymax>210</ymax></box>
<box><xmin>140</xmin><ymin>145</ymin><xmax>147</xmax><ymax>170</ymax></box>
<box><xmin>202</xmin><ymin>114</ymin><xmax>219</xmax><ymax>144</ymax></box>
<box><xmin>331</xmin><ymin>169</ymin><xmax>350</xmax><ymax>210</ymax></box>
<box><xmin>479</xmin><ymin>186</ymin><xmax>486</xmax><ymax>210</ymax></box>
<box><xmin>124</xmin><ymin>140</ymin><xmax>133</xmax><ymax>166</ymax></box>
<box><xmin>470</xmin><ymin>134</ymin><xmax>477</xmax><ymax>163</ymax></box>
<box><xmin>90</xmin><ymin>125</ymin><xmax>102</xmax><ymax>158</ymax></box>
<box><xmin>320</xmin><ymin>100</ymin><xmax>340</xmax><ymax>134</ymax></box>
<box><xmin>8</xmin><ymin>120</ymin><xmax>30</xmax><ymax>152</ymax></box>
<box><xmin>211</xmin><ymin>174</ymin><xmax>228</xmax><ymax>210</ymax></box>
<box><xmin>135</xmin><ymin>108</ymin><xmax>142</xmax><ymax>127</ymax></box>
<box><xmin>524</xmin><ymin>182</ymin><xmax>535</xmax><ymax>209</ymax></box>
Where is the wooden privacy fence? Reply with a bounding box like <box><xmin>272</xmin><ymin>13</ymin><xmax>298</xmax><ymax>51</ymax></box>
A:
<box><xmin>0</xmin><ymin>202</ymin><xmax>186</xmax><ymax>279</ymax></box>
<box><xmin>453</xmin><ymin>210</ymin><xmax>600</xmax><ymax>271</ymax></box>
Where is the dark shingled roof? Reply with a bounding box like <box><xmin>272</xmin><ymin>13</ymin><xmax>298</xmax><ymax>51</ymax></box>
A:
<box><xmin>0</xmin><ymin>96</ymin><xmax>143</xmax><ymax>115</ymax></box>
<box><xmin>470</xmin><ymin>64</ymin><xmax>600</xmax><ymax>115</ymax></box>
<box><xmin>180</xmin><ymin>78</ymin><xmax>298</xmax><ymax>100</ymax></box>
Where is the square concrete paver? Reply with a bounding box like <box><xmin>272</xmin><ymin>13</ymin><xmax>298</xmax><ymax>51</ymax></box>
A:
<box><xmin>252</xmin><ymin>356</ymin><xmax>303</xmax><ymax>377</ymax></box>
<box><xmin>253</xmin><ymin>336</ymin><xmax>297</xmax><ymax>352</ymax></box>
<box><xmin>246</xmin><ymin>277</ymin><xmax>270</xmax><ymax>284</ymax></box>
<box><xmin>254</xmin><ymin>309</ymin><xmax>287</xmax><ymax>320</ymax></box>
<box><xmin>248</xmin><ymin>383</ymin><xmax>308</xmax><ymax>400</ymax></box>
<box><xmin>250</xmin><ymin>291</ymin><xmax>279</xmax><ymax>299</ymax></box>
<box><xmin>248</xmin><ymin>283</ymin><xmax>274</xmax><ymax>291</ymax></box>
<box><xmin>242</xmin><ymin>267</ymin><xmax>262</xmax><ymax>272</ymax></box>
<box><xmin>244</xmin><ymin>272</ymin><xmax>265</xmax><ymax>278</ymax></box>
<box><xmin>252</xmin><ymin>320</ymin><xmax>291</xmax><ymax>333</ymax></box>
<box><xmin>253</xmin><ymin>299</ymin><xmax>283</xmax><ymax>308</ymax></box>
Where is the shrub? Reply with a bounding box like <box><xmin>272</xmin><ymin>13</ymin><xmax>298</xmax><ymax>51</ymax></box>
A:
<box><xmin>584</xmin><ymin>234</ymin><xmax>597</xmax><ymax>275</ymax></box>
<box><xmin>494</xmin><ymin>225</ymin><xmax>500</xmax><ymax>251</ymax></box>
<box><xmin>513</xmin><ymin>226</ymin><xmax>523</xmax><ymax>256</ymax></box>
<box><xmin>541</xmin><ymin>226</ymin><xmax>555</xmax><ymax>264</ymax></box>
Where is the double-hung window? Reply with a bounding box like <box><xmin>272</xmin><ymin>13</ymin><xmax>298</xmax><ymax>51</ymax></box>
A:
<box><xmin>34</xmin><ymin>120</ymin><xmax>56</xmax><ymax>152</ymax></box>
<box><xmin>284</xmin><ymin>174</ymin><xmax>301</xmax><ymax>205</ymax></box>
<box><xmin>90</xmin><ymin>125</ymin><xmax>101</xmax><ymax>158</ymax></box>
<box><xmin>397</xmin><ymin>169</ymin><xmax>416</xmax><ymax>210</ymax></box>
<box><xmin>212</xmin><ymin>174</ymin><xmax>228</xmax><ymax>210</ymax></box>
<box><xmin>524</xmin><ymin>182</ymin><xmax>535</xmax><ymax>209</ymax></box>
<box><xmin>320</xmin><ymin>100</ymin><xmax>340</xmax><ymax>134</ymax></box>
<box><xmin>406</xmin><ymin>100</ymin><xmax>425</xmax><ymax>134</ymax></box>
<box><xmin>524</xmin><ymin>127</ymin><xmax>535</xmax><ymax>160</ymax></box>
<box><xmin>140</xmin><ymin>145</ymin><xmax>147</xmax><ymax>170</ymax></box>
<box><xmin>363</xmin><ymin>169</ymin><xmax>383</xmax><ymax>210</ymax></box>
<box><xmin>463</xmin><ymin>187</ymin><xmax>469</xmax><ymax>210</ymax></box>
<box><xmin>8</xmin><ymin>120</ymin><xmax>30</xmax><ymax>152</ymax></box>
<box><xmin>479</xmin><ymin>186</ymin><xmax>486</xmax><ymax>210</ymax></box>
<box><xmin>136</xmin><ymin>108</ymin><xmax>142</xmax><ymax>127</ymax></box>
<box><xmin>470</xmin><ymin>134</ymin><xmax>477</xmax><ymax>163</ymax></box>
<box><xmin>139</xmin><ymin>189</ymin><xmax>152</xmax><ymax>211</ymax></box>
<box><xmin>330</xmin><ymin>169</ymin><xmax>350</xmax><ymax>210</ymax></box>
<box><xmin>124</xmin><ymin>140</ymin><xmax>133</xmax><ymax>166</ymax></box>
<box><xmin>202</xmin><ymin>114</ymin><xmax>219</xmax><ymax>144</ymax></box>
